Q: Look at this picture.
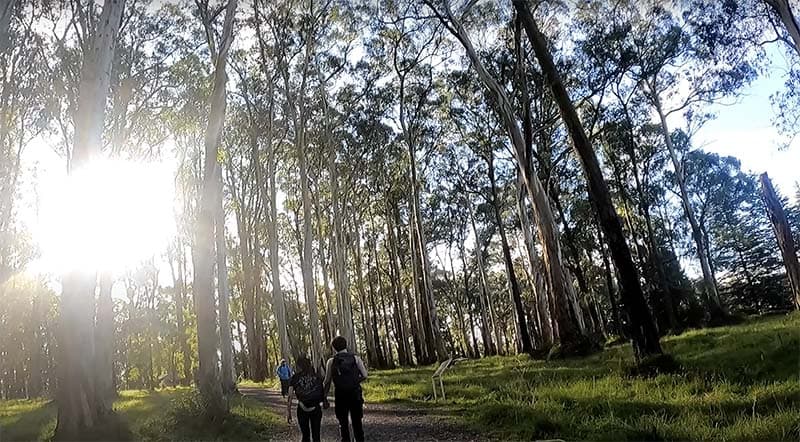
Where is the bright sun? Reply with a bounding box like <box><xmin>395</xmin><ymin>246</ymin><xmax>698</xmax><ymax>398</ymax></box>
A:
<box><xmin>35</xmin><ymin>158</ymin><xmax>176</xmax><ymax>274</ymax></box>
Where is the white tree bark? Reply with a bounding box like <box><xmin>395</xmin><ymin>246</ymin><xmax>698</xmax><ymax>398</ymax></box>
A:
<box><xmin>649</xmin><ymin>83</ymin><xmax>727</xmax><ymax>318</ymax></box>
<box><xmin>216</xmin><ymin>171</ymin><xmax>236</xmax><ymax>393</ymax></box>
<box><xmin>516</xmin><ymin>177</ymin><xmax>553</xmax><ymax>348</ymax></box>
<box><xmin>266</xmin><ymin>91</ymin><xmax>291</xmax><ymax>363</ymax></box>
<box><xmin>315</xmin><ymin>195</ymin><xmax>336</xmax><ymax>342</ymax></box>
<box><xmin>56</xmin><ymin>0</ymin><xmax>125</xmax><ymax>438</ymax></box>
<box><xmin>329</xmin><ymin>152</ymin><xmax>356</xmax><ymax>349</ymax></box>
<box><xmin>299</xmin><ymin>127</ymin><xmax>324</xmax><ymax>372</ymax></box>
<box><xmin>94</xmin><ymin>273</ymin><xmax>115</xmax><ymax>412</ymax></box>
<box><xmin>468</xmin><ymin>205</ymin><xmax>499</xmax><ymax>356</ymax></box>
<box><xmin>253</xmin><ymin>0</ymin><xmax>290</xmax><ymax>363</ymax></box>
<box><xmin>764</xmin><ymin>0</ymin><xmax>800</xmax><ymax>57</ymax></box>
<box><xmin>385</xmin><ymin>204</ymin><xmax>412</xmax><ymax>364</ymax></box>
<box><xmin>427</xmin><ymin>0</ymin><xmax>583</xmax><ymax>347</ymax></box>
<box><xmin>192</xmin><ymin>0</ymin><xmax>238</xmax><ymax>419</ymax></box>
<box><xmin>760</xmin><ymin>173</ymin><xmax>800</xmax><ymax>310</ymax></box>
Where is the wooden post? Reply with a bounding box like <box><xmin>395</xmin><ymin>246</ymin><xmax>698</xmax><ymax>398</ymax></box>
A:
<box><xmin>759</xmin><ymin>173</ymin><xmax>800</xmax><ymax>309</ymax></box>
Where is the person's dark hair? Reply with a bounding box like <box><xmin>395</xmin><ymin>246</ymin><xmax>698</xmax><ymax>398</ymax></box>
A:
<box><xmin>295</xmin><ymin>356</ymin><xmax>313</xmax><ymax>375</ymax></box>
<box><xmin>331</xmin><ymin>336</ymin><xmax>347</xmax><ymax>352</ymax></box>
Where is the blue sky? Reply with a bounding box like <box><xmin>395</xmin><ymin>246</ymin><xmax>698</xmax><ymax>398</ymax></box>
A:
<box><xmin>692</xmin><ymin>49</ymin><xmax>799</xmax><ymax>200</ymax></box>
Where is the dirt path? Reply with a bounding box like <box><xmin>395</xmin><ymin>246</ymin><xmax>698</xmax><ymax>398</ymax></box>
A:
<box><xmin>239</xmin><ymin>388</ymin><xmax>488</xmax><ymax>441</ymax></box>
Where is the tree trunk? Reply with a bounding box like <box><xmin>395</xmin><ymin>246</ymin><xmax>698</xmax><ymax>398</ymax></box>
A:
<box><xmin>597</xmin><ymin>227</ymin><xmax>622</xmax><ymax>336</ymax></box>
<box><xmin>329</xmin><ymin>153</ymin><xmax>356</xmax><ymax>350</ymax></box>
<box><xmin>250</xmin><ymin>14</ymin><xmax>289</xmax><ymax>363</ymax></box>
<box><xmin>550</xmin><ymin>188</ymin><xmax>590</xmax><ymax>302</ymax></box>
<box><xmin>378</xmin><ymin>278</ymin><xmax>397</xmax><ymax>368</ymax></box>
<box><xmin>453</xmin><ymin>290</ymin><xmax>471</xmax><ymax>357</ymax></box>
<box><xmin>172</xmin><ymin>242</ymin><xmax>191</xmax><ymax>385</ymax></box>
<box><xmin>238</xmin><ymin>79</ymin><xmax>269</xmax><ymax>382</ymax></box>
<box><xmin>382</xmin><ymin>302</ymin><xmax>395</xmax><ymax>368</ymax></box>
<box><xmin>513</xmin><ymin>1</ymin><xmax>662</xmax><ymax>358</ymax></box>
<box><xmin>407</xmin><ymin>149</ymin><xmax>447</xmax><ymax>361</ymax></box>
<box><xmin>621</xmin><ymin>106</ymin><xmax>678</xmax><ymax>332</ymax></box>
<box><xmin>146</xmin><ymin>282</ymin><xmax>155</xmax><ymax>390</ymax></box>
<box><xmin>765</xmin><ymin>0</ymin><xmax>800</xmax><ymax>58</ymax></box>
<box><xmin>760</xmin><ymin>173</ymin><xmax>800</xmax><ymax>309</ymax></box>
<box><xmin>267</xmin><ymin>102</ymin><xmax>290</xmax><ymax>363</ymax></box>
<box><xmin>389</xmin><ymin>200</ymin><xmax>422</xmax><ymax>364</ymax></box>
<box><xmin>94</xmin><ymin>273</ymin><xmax>115</xmax><ymax>411</ymax></box>
<box><xmin>372</xmin><ymin>227</ymin><xmax>397</xmax><ymax>368</ymax></box>
<box><xmin>456</xmin><ymin>241</ymin><xmax>480</xmax><ymax>357</ymax></box>
<box><xmin>385</xmin><ymin>207</ymin><xmax>411</xmax><ymax>365</ymax></box>
<box><xmin>397</xmin><ymin>65</ymin><xmax>446</xmax><ymax>361</ymax></box>
<box><xmin>444</xmin><ymin>248</ymin><xmax>470</xmax><ymax>357</ymax></box>
<box><xmin>487</xmin><ymin>153</ymin><xmax>533</xmax><ymax>353</ymax></box>
<box><xmin>409</xmin><ymin>215</ymin><xmax>435</xmax><ymax>363</ymax></box>
<box><xmin>298</xmin><ymin>128</ymin><xmax>324</xmax><ymax>372</ymax></box>
<box><xmin>368</xmin><ymin>267</ymin><xmax>388</xmax><ymax>368</ymax></box>
<box><xmin>465</xmin><ymin>300</ymin><xmax>480</xmax><ymax>358</ymax></box>
<box><xmin>314</xmin><ymin>195</ymin><xmax>336</xmax><ymax>344</ymax></box>
<box><xmin>253</xmin><ymin>265</ymin><xmax>267</xmax><ymax>371</ymax></box>
<box><xmin>516</xmin><ymin>177</ymin><xmax>553</xmax><ymax>349</ymax></box>
<box><xmin>648</xmin><ymin>82</ymin><xmax>727</xmax><ymax>320</ymax></box>
<box><xmin>354</xmin><ymin>226</ymin><xmax>379</xmax><ymax>367</ymax></box>
<box><xmin>468</xmin><ymin>208</ymin><xmax>498</xmax><ymax>356</ymax></box>
<box><xmin>235</xmin><ymin>320</ymin><xmax>248</xmax><ymax>379</ymax></box>
<box><xmin>406</xmin><ymin>206</ymin><xmax>430</xmax><ymax>363</ymax></box>
<box><xmin>235</xmin><ymin>212</ymin><xmax>264</xmax><ymax>381</ymax></box>
<box><xmin>216</xmin><ymin>173</ymin><xmax>236</xmax><ymax>393</ymax></box>
<box><xmin>57</xmin><ymin>272</ymin><xmax>100</xmax><ymax>438</ymax></box>
<box><xmin>366</xmin><ymin>234</ymin><xmax>388</xmax><ymax>367</ymax></box>
<box><xmin>27</xmin><ymin>290</ymin><xmax>45</xmax><ymax>398</ymax></box>
<box><xmin>513</xmin><ymin>15</ymin><xmax>554</xmax><ymax>350</ymax></box>
<box><xmin>431</xmin><ymin>1</ymin><xmax>585</xmax><ymax>351</ymax></box>
<box><xmin>192</xmin><ymin>0</ymin><xmax>237</xmax><ymax>420</ymax></box>
<box><xmin>55</xmin><ymin>0</ymin><xmax>125</xmax><ymax>438</ymax></box>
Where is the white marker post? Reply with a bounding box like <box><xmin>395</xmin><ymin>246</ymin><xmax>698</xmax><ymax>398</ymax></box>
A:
<box><xmin>431</xmin><ymin>358</ymin><xmax>453</xmax><ymax>401</ymax></box>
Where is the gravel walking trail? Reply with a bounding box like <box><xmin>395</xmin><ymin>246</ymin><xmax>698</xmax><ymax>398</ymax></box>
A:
<box><xmin>239</xmin><ymin>387</ymin><xmax>489</xmax><ymax>442</ymax></box>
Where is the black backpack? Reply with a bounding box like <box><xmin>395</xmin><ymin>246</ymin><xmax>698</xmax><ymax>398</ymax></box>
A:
<box><xmin>332</xmin><ymin>353</ymin><xmax>362</xmax><ymax>394</ymax></box>
<box><xmin>294</xmin><ymin>373</ymin><xmax>325</xmax><ymax>407</ymax></box>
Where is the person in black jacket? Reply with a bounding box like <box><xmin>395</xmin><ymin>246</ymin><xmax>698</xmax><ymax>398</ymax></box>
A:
<box><xmin>287</xmin><ymin>356</ymin><xmax>325</xmax><ymax>442</ymax></box>
<box><xmin>323</xmin><ymin>336</ymin><xmax>368</xmax><ymax>442</ymax></box>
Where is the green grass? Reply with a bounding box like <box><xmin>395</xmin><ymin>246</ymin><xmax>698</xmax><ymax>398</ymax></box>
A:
<box><xmin>0</xmin><ymin>398</ymin><xmax>56</xmax><ymax>441</ymax></box>
<box><xmin>2</xmin><ymin>314</ymin><xmax>797</xmax><ymax>441</ymax></box>
<box><xmin>135</xmin><ymin>389</ymin><xmax>282</xmax><ymax>441</ymax></box>
<box><xmin>238</xmin><ymin>378</ymin><xmax>279</xmax><ymax>389</ymax></box>
<box><xmin>0</xmin><ymin>388</ymin><xmax>282</xmax><ymax>441</ymax></box>
<box><xmin>363</xmin><ymin>313</ymin><xmax>800</xmax><ymax>441</ymax></box>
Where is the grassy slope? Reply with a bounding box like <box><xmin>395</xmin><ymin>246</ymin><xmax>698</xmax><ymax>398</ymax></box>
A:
<box><xmin>0</xmin><ymin>389</ymin><xmax>281</xmax><ymax>441</ymax></box>
<box><xmin>364</xmin><ymin>313</ymin><xmax>800</xmax><ymax>441</ymax></box>
<box><xmin>1</xmin><ymin>314</ymin><xmax>797</xmax><ymax>441</ymax></box>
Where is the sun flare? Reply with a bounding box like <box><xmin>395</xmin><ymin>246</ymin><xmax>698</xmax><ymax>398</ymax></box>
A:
<box><xmin>34</xmin><ymin>159</ymin><xmax>176</xmax><ymax>274</ymax></box>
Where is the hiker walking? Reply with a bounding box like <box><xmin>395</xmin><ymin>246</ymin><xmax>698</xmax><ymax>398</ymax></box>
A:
<box><xmin>277</xmin><ymin>359</ymin><xmax>293</xmax><ymax>397</ymax></box>
<box><xmin>323</xmin><ymin>336</ymin><xmax>368</xmax><ymax>442</ymax></box>
<box><xmin>286</xmin><ymin>356</ymin><xmax>326</xmax><ymax>442</ymax></box>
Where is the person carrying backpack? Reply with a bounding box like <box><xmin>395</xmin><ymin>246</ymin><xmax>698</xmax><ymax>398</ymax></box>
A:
<box><xmin>323</xmin><ymin>336</ymin><xmax>368</xmax><ymax>442</ymax></box>
<box><xmin>286</xmin><ymin>356</ymin><xmax>325</xmax><ymax>442</ymax></box>
<box><xmin>277</xmin><ymin>359</ymin><xmax>293</xmax><ymax>397</ymax></box>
